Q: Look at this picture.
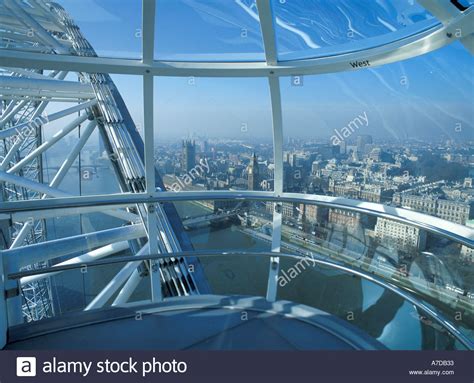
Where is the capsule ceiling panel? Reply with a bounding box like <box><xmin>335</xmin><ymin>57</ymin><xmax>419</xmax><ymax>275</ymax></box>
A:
<box><xmin>271</xmin><ymin>0</ymin><xmax>439</xmax><ymax>61</ymax></box>
<box><xmin>0</xmin><ymin>0</ymin><xmax>453</xmax><ymax>63</ymax></box>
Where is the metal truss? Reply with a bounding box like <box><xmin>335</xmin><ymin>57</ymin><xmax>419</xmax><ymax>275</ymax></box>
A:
<box><xmin>0</xmin><ymin>0</ymin><xmax>204</xmax><ymax>325</ymax></box>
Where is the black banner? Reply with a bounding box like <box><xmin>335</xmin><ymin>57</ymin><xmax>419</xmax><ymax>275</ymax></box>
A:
<box><xmin>0</xmin><ymin>350</ymin><xmax>472</xmax><ymax>382</ymax></box>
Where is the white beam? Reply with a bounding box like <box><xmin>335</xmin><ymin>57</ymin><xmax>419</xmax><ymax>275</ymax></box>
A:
<box><xmin>1</xmin><ymin>100</ymin><xmax>47</xmax><ymax>171</ymax></box>
<box><xmin>84</xmin><ymin>244</ymin><xmax>149</xmax><ymax>311</ymax></box>
<box><xmin>7</xmin><ymin>113</ymin><xmax>89</xmax><ymax>174</ymax></box>
<box><xmin>1</xmin><ymin>76</ymin><xmax>94</xmax><ymax>94</ymax></box>
<box><xmin>142</xmin><ymin>7</ymin><xmax>162</xmax><ymax>300</ymax></box>
<box><xmin>148</xmin><ymin>207</ymin><xmax>162</xmax><ymax>302</ymax></box>
<box><xmin>0</xmin><ymin>99</ymin><xmax>17</xmax><ymax>118</ymax></box>
<box><xmin>8</xmin><ymin>67</ymin><xmax>65</xmax><ymax>80</ymax></box>
<box><xmin>0</xmin><ymin>99</ymin><xmax>29</xmax><ymax>129</ymax></box>
<box><xmin>256</xmin><ymin>0</ymin><xmax>278</xmax><ymax>65</ymax></box>
<box><xmin>142</xmin><ymin>0</ymin><xmax>156</xmax><ymax>64</ymax></box>
<box><xmin>9</xmin><ymin>219</ymin><xmax>33</xmax><ymax>249</ymax></box>
<box><xmin>143</xmin><ymin>75</ymin><xmax>155</xmax><ymax>193</ymax></box>
<box><xmin>20</xmin><ymin>241</ymin><xmax>130</xmax><ymax>285</ymax></box>
<box><xmin>9</xmin><ymin>204</ymin><xmax>135</xmax><ymax>222</ymax></box>
<box><xmin>0</xmin><ymin>99</ymin><xmax>97</xmax><ymax>139</ymax></box>
<box><xmin>3</xmin><ymin>224</ymin><xmax>146</xmax><ymax>270</ymax></box>
<box><xmin>112</xmin><ymin>268</ymin><xmax>142</xmax><ymax>306</ymax></box>
<box><xmin>0</xmin><ymin>88</ymin><xmax>93</xmax><ymax>99</ymax></box>
<box><xmin>0</xmin><ymin>170</ymin><xmax>139</xmax><ymax>222</ymax></box>
<box><xmin>0</xmin><ymin>96</ymin><xmax>82</xmax><ymax>103</ymax></box>
<box><xmin>266</xmin><ymin>76</ymin><xmax>283</xmax><ymax>302</ymax></box>
<box><xmin>4</xmin><ymin>0</ymin><xmax>68</xmax><ymax>53</ymax></box>
<box><xmin>0</xmin><ymin>169</ymin><xmax>70</xmax><ymax>198</ymax></box>
<box><xmin>49</xmin><ymin>120</ymin><xmax>96</xmax><ymax>187</ymax></box>
<box><xmin>268</xmin><ymin>77</ymin><xmax>283</xmax><ymax>194</ymax></box>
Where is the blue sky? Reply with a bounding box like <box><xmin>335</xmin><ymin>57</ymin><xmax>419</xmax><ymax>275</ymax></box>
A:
<box><xmin>57</xmin><ymin>0</ymin><xmax>474</xmax><ymax>142</ymax></box>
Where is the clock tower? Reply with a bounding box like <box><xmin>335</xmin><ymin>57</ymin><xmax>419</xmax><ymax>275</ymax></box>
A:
<box><xmin>248</xmin><ymin>152</ymin><xmax>259</xmax><ymax>190</ymax></box>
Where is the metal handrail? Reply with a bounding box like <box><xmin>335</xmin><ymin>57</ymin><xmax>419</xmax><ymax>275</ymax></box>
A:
<box><xmin>1</xmin><ymin>191</ymin><xmax>472</xmax><ymax>247</ymax></box>
<box><xmin>7</xmin><ymin>250</ymin><xmax>474</xmax><ymax>350</ymax></box>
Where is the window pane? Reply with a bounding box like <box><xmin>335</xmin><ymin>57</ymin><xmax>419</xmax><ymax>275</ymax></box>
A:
<box><xmin>281</xmin><ymin>42</ymin><xmax>473</xmax><ymax>217</ymax></box>
<box><xmin>276</xmin><ymin>203</ymin><xmax>473</xmax><ymax>348</ymax></box>
<box><xmin>56</xmin><ymin>0</ymin><xmax>142</xmax><ymax>58</ymax></box>
<box><xmin>154</xmin><ymin>77</ymin><xmax>274</xmax><ymax>192</ymax></box>
<box><xmin>271</xmin><ymin>0</ymin><xmax>438</xmax><ymax>61</ymax></box>
<box><xmin>155</xmin><ymin>0</ymin><xmax>265</xmax><ymax>61</ymax></box>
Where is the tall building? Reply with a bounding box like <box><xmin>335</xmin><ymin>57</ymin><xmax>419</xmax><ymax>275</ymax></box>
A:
<box><xmin>182</xmin><ymin>139</ymin><xmax>196</xmax><ymax>173</ymax></box>
<box><xmin>338</xmin><ymin>140</ymin><xmax>347</xmax><ymax>154</ymax></box>
<box><xmin>288</xmin><ymin>153</ymin><xmax>299</xmax><ymax>167</ymax></box>
<box><xmin>461</xmin><ymin>245</ymin><xmax>474</xmax><ymax>263</ymax></box>
<box><xmin>369</xmin><ymin>147</ymin><xmax>382</xmax><ymax>161</ymax></box>
<box><xmin>311</xmin><ymin>160</ymin><xmax>321</xmax><ymax>175</ymax></box>
<box><xmin>461</xmin><ymin>220</ymin><xmax>474</xmax><ymax>263</ymax></box>
<box><xmin>266</xmin><ymin>201</ymin><xmax>297</xmax><ymax>218</ymax></box>
<box><xmin>401</xmin><ymin>194</ymin><xmax>438</xmax><ymax>216</ymax></box>
<box><xmin>203</xmin><ymin>140</ymin><xmax>210</xmax><ymax>154</ymax></box>
<box><xmin>299</xmin><ymin>204</ymin><xmax>328</xmax><ymax>224</ymax></box>
<box><xmin>399</xmin><ymin>194</ymin><xmax>472</xmax><ymax>225</ymax></box>
<box><xmin>375</xmin><ymin>218</ymin><xmax>426</xmax><ymax>251</ymax></box>
<box><xmin>328</xmin><ymin>208</ymin><xmax>362</xmax><ymax>231</ymax></box>
<box><xmin>248</xmin><ymin>152</ymin><xmax>260</xmax><ymax>190</ymax></box>
<box><xmin>436</xmin><ymin>199</ymin><xmax>471</xmax><ymax>225</ymax></box>
<box><xmin>356</xmin><ymin>134</ymin><xmax>373</xmax><ymax>155</ymax></box>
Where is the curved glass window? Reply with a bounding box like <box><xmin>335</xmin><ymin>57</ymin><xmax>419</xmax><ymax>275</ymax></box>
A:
<box><xmin>154</xmin><ymin>77</ymin><xmax>274</xmax><ymax>192</ymax></box>
<box><xmin>1</xmin><ymin>0</ymin><xmax>473</xmax><ymax>353</ymax></box>
<box><xmin>281</xmin><ymin>42</ymin><xmax>474</xmax><ymax>225</ymax></box>
<box><xmin>271</xmin><ymin>0</ymin><xmax>439</xmax><ymax>61</ymax></box>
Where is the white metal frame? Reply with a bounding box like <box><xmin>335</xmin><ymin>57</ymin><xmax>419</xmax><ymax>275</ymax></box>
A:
<box><xmin>0</xmin><ymin>7</ymin><xmax>472</xmax><ymax>77</ymax></box>
<box><xmin>0</xmin><ymin>0</ymin><xmax>473</xmax><ymax>348</ymax></box>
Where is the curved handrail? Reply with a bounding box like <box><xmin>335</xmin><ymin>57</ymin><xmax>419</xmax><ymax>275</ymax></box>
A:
<box><xmin>7</xmin><ymin>250</ymin><xmax>473</xmax><ymax>350</ymax></box>
<box><xmin>1</xmin><ymin>191</ymin><xmax>472</xmax><ymax>247</ymax></box>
